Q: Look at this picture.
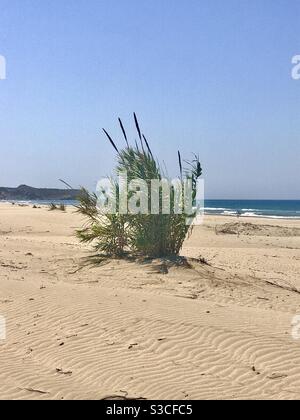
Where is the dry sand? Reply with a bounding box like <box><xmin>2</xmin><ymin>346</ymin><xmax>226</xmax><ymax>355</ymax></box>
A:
<box><xmin>0</xmin><ymin>203</ymin><xmax>300</xmax><ymax>400</ymax></box>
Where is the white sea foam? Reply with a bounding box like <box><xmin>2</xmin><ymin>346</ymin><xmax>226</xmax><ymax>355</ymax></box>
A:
<box><xmin>240</xmin><ymin>212</ymin><xmax>299</xmax><ymax>219</ymax></box>
<box><xmin>205</xmin><ymin>207</ymin><xmax>227</xmax><ymax>211</ymax></box>
<box><xmin>215</xmin><ymin>210</ymin><xmax>300</xmax><ymax>219</ymax></box>
<box><xmin>241</xmin><ymin>208</ymin><xmax>258</xmax><ymax>211</ymax></box>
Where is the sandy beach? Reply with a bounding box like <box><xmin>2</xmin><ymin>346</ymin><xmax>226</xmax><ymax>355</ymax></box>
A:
<box><xmin>1</xmin><ymin>202</ymin><xmax>300</xmax><ymax>400</ymax></box>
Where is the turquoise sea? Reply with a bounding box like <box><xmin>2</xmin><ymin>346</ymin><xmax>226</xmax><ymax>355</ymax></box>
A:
<box><xmin>204</xmin><ymin>199</ymin><xmax>300</xmax><ymax>219</ymax></box>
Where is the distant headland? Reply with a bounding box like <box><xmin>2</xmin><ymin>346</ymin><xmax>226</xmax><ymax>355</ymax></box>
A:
<box><xmin>0</xmin><ymin>185</ymin><xmax>81</xmax><ymax>201</ymax></box>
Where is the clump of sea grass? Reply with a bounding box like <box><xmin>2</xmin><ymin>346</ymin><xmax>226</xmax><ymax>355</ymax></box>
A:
<box><xmin>49</xmin><ymin>203</ymin><xmax>57</xmax><ymax>211</ymax></box>
<box><xmin>76</xmin><ymin>114</ymin><xmax>202</xmax><ymax>259</ymax></box>
<box><xmin>49</xmin><ymin>203</ymin><xmax>66</xmax><ymax>212</ymax></box>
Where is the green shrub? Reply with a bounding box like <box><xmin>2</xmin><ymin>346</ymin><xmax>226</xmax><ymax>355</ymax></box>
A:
<box><xmin>76</xmin><ymin>115</ymin><xmax>202</xmax><ymax>258</ymax></box>
<box><xmin>49</xmin><ymin>203</ymin><xmax>66</xmax><ymax>212</ymax></box>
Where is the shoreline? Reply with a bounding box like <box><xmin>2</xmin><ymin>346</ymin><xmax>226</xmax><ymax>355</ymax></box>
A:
<box><xmin>1</xmin><ymin>201</ymin><xmax>300</xmax><ymax>221</ymax></box>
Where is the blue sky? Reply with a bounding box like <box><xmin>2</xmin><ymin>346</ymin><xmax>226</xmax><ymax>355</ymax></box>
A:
<box><xmin>0</xmin><ymin>0</ymin><xmax>299</xmax><ymax>199</ymax></box>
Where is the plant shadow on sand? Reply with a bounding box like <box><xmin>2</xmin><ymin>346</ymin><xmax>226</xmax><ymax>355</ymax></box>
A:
<box><xmin>72</xmin><ymin>249</ymin><xmax>300</xmax><ymax>306</ymax></box>
<box><xmin>78</xmin><ymin>253</ymin><xmax>210</xmax><ymax>274</ymax></box>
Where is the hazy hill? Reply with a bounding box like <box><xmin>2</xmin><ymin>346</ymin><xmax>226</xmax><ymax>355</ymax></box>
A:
<box><xmin>0</xmin><ymin>185</ymin><xmax>81</xmax><ymax>201</ymax></box>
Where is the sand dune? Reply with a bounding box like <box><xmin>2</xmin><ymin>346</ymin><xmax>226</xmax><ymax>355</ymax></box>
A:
<box><xmin>215</xmin><ymin>221</ymin><xmax>300</xmax><ymax>237</ymax></box>
<box><xmin>0</xmin><ymin>203</ymin><xmax>300</xmax><ymax>400</ymax></box>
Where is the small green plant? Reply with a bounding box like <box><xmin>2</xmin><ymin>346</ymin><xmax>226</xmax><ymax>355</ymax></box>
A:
<box><xmin>76</xmin><ymin>115</ymin><xmax>202</xmax><ymax>258</ymax></box>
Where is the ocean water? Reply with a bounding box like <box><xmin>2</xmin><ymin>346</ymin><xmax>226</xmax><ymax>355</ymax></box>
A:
<box><xmin>204</xmin><ymin>200</ymin><xmax>300</xmax><ymax>219</ymax></box>
<box><xmin>2</xmin><ymin>199</ymin><xmax>300</xmax><ymax>219</ymax></box>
